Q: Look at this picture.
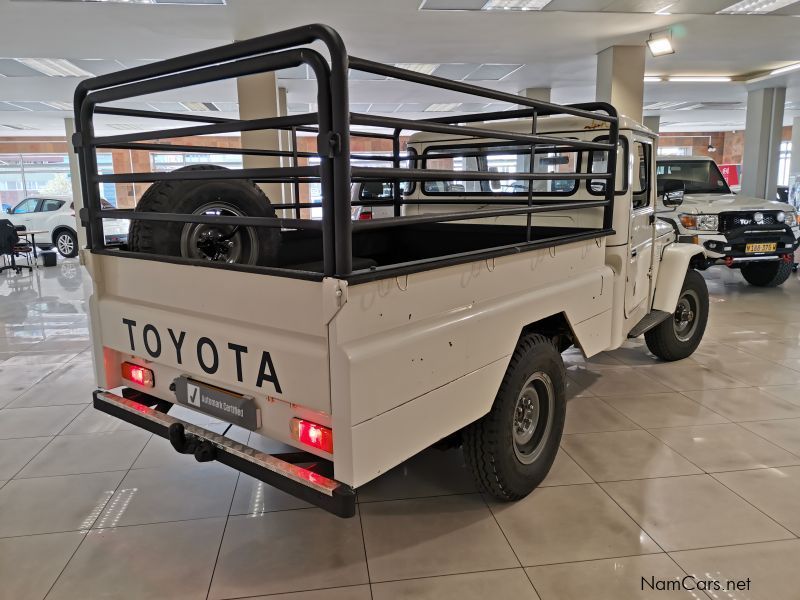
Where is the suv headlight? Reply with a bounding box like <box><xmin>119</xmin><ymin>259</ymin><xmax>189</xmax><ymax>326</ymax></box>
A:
<box><xmin>679</xmin><ymin>213</ymin><xmax>719</xmax><ymax>231</ymax></box>
<box><xmin>786</xmin><ymin>211</ymin><xmax>798</xmax><ymax>227</ymax></box>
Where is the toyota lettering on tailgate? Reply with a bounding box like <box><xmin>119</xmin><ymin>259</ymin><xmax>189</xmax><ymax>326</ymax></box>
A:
<box><xmin>121</xmin><ymin>318</ymin><xmax>282</xmax><ymax>393</ymax></box>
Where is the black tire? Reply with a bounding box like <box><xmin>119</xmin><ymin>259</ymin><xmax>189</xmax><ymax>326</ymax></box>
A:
<box><xmin>54</xmin><ymin>228</ymin><xmax>78</xmax><ymax>258</ymax></box>
<box><xmin>463</xmin><ymin>333</ymin><xmax>566</xmax><ymax>501</ymax></box>
<box><xmin>645</xmin><ymin>269</ymin><xmax>709</xmax><ymax>361</ymax></box>
<box><xmin>129</xmin><ymin>164</ymin><xmax>280</xmax><ymax>266</ymax></box>
<box><xmin>740</xmin><ymin>260</ymin><xmax>793</xmax><ymax>287</ymax></box>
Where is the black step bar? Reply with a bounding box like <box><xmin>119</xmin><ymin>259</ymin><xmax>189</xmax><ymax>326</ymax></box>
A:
<box><xmin>93</xmin><ymin>390</ymin><xmax>356</xmax><ymax>518</ymax></box>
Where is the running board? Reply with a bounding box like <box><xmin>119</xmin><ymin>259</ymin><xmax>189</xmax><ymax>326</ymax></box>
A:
<box><xmin>93</xmin><ymin>390</ymin><xmax>356</xmax><ymax>518</ymax></box>
<box><xmin>628</xmin><ymin>310</ymin><xmax>671</xmax><ymax>338</ymax></box>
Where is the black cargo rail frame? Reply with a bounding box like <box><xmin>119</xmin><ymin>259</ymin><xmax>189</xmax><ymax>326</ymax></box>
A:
<box><xmin>73</xmin><ymin>23</ymin><xmax>619</xmax><ymax>283</ymax></box>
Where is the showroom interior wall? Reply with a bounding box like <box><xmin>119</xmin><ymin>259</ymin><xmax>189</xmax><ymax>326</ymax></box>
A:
<box><xmin>0</xmin><ymin>125</ymin><xmax>793</xmax><ymax>212</ymax></box>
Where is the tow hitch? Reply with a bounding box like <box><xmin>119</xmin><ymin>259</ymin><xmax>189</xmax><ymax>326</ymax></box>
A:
<box><xmin>169</xmin><ymin>423</ymin><xmax>217</xmax><ymax>463</ymax></box>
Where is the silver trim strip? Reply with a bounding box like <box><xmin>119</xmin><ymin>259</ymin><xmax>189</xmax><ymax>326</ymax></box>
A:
<box><xmin>96</xmin><ymin>391</ymin><xmax>338</xmax><ymax>496</ymax></box>
<box><xmin>729</xmin><ymin>256</ymin><xmax>782</xmax><ymax>263</ymax></box>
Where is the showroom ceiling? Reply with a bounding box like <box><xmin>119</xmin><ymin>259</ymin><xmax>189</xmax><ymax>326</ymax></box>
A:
<box><xmin>0</xmin><ymin>0</ymin><xmax>798</xmax><ymax>134</ymax></box>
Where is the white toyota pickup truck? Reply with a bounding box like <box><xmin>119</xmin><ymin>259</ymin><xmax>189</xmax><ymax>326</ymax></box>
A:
<box><xmin>74</xmin><ymin>24</ymin><xmax>710</xmax><ymax>518</ymax></box>
<box><xmin>656</xmin><ymin>156</ymin><xmax>800</xmax><ymax>286</ymax></box>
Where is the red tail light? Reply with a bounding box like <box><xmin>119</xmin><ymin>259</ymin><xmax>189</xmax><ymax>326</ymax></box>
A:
<box><xmin>290</xmin><ymin>418</ymin><xmax>333</xmax><ymax>453</ymax></box>
<box><xmin>358</xmin><ymin>211</ymin><xmax>373</xmax><ymax>220</ymax></box>
<box><xmin>121</xmin><ymin>362</ymin><xmax>154</xmax><ymax>387</ymax></box>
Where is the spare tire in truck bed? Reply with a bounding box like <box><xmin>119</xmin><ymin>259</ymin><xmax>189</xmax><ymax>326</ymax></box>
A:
<box><xmin>128</xmin><ymin>164</ymin><xmax>281</xmax><ymax>266</ymax></box>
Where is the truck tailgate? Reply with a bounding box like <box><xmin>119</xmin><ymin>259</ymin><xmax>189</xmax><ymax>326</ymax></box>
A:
<box><xmin>88</xmin><ymin>254</ymin><xmax>341</xmax><ymax>414</ymax></box>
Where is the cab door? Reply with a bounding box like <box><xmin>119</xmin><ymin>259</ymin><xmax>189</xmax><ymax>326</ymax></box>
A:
<box><xmin>625</xmin><ymin>138</ymin><xmax>655</xmax><ymax>317</ymax></box>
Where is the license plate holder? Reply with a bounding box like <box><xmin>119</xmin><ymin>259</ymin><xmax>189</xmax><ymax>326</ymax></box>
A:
<box><xmin>174</xmin><ymin>376</ymin><xmax>261</xmax><ymax>430</ymax></box>
<box><xmin>745</xmin><ymin>242</ymin><xmax>777</xmax><ymax>254</ymax></box>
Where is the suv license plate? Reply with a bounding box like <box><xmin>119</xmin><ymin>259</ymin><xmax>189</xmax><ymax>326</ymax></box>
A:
<box><xmin>173</xmin><ymin>376</ymin><xmax>261</xmax><ymax>431</ymax></box>
<box><xmin>746</xmin><ymin>242</ymin><xmax>777</xmax><ymax>253</ymax></box>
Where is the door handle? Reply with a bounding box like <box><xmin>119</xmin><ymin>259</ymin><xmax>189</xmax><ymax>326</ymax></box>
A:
<box><xmin>631</xmin><ymin>249</ymin><xmax>638</xmax><ymax>258</ymax></box>
<box><xmin>649</xmin><ymin>214</ymin><xmax>655</xmax><ymax>225</ymax></box>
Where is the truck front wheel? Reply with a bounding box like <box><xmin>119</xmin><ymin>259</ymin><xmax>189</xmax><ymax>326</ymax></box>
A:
<box><xmin>645</xmin><ymin>269</ymin><xmax>709</xmax><ymax>361</ymax></box>
<box><xmin>740</xmin><ymin>260</ymin><xmax>793</xmax><ymax>287</ymax></box>
<box><xmin>463</xmin><ymin>333</ymin><xmax>566</xmax><ymax>501</ymax></box>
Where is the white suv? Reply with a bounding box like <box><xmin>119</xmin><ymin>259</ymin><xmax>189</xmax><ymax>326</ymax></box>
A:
<box><xmin>657</xmin><ymin>156</ymin><xmax>800</xmax><ymax>287</ymax></box>
<box><xmin>4</xmin><ymin>196</ymin><xmax>128</xmax><ymax>257</ymax></box>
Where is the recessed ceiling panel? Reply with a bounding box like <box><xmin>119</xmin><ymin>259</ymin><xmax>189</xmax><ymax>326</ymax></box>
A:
<box><xmin>0</xmin><ymin>59</ymin><xmax>41</xmax><ymax>77</ymax></box>
<box><xmin>7</xmin><ymin>101</ymin><xmax>53</xmax><ymax>111</ymax></box>
<box><xmin>419</xmin><ymin>0</ymin><xmax>487</xmax><ymax>9</ymax></box>
<box><xmin>432</xmin><ymin>63</ymin><xmax>481</xmax><ymax>80</ymax></box>
<box><xmin>368</xmin><ymin>103</ymin><xmax>401</xmax><ymax>112</ymax></box>
<box><xmin>464</xmin><ymin>64</ymin><xmax>523</xmax><ymax>80</ymax></box>
<box><xmin>349</xmin><ymin>70</ymin><xmax>387</xmax><ymax>80</ymax></box>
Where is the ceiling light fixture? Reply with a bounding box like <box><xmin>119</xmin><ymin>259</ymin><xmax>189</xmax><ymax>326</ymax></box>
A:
<box><xmin>481</xmin><ymin>0</ymin><xmax>553</xmax><ymax>10</ymax></box>
<box><xmin>644</xmin><ymin>76</ymin><xmax>663</xmax><ymax>82</ymax></box>
<box><xmin>654</xmin><ymin>3</ymin><xmax>674</xmax><ymax>15</ymax></box>
<box><xmin>425</xmin><ymin>103</ymin><xmax>462</xmax><ymax>112</ymax></box>
<box><xmin>668</xmin><ymin>76</ymin><xmax>732</xmax><ymax>82</ymax></box>
<box><xmin>647</xmin><ymin>30</ymin><xmax>675</xmax><ymax>57</ymax></box>
<box><xmin>180</xmin><ymin>101</ymin><xmax>218</xmax><ymax>111</ymax></box>
<box><xmin>43</xmin><ymin>101</ymin><xmax>73</xmax><ymax>110</ymax></box>
<box><xmin>14</xmin><ymin>58</ymin><xmax>94</xmax><ymax>77</ymax></box>
<box><xmin>717</xmin><ymin>0</ymin><xmax>799</xmax><ymax>13</ymax></box>
<box><xmin>394</xmin><ymin>63</ymin><xmax>440</xmax><ymax>75</ymax></box>
<box><xmin>771</xmin><ymin>62</ymin><xmax>800</xmax><ymax>75</ymax></box>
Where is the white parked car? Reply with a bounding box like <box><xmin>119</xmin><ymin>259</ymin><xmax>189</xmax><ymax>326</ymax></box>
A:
<box><xmin>656</xmin><ymin>156</ymin><xmax>800</xmax><ymax>287</ymax></box>
<box><xmin>3</xmin><ymin>196</ymin><xmax>128</xmax><ymax>258</ymax></box>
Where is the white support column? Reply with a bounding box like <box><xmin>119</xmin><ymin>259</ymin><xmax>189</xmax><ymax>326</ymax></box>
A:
<box><xmin>741</xmin><ymin>87</ymin><xmax>786</xmax><ymax>200</ymax></box>
<box><xmin>789</xmin><ymin>116</ymin><xmax>800</xmax><ymax>189</ymax></box>
<box><xmin>278</xmin><ymin>86</ymin><xmax>294</xmax><ymax>205</ymax></box>
<box><xmin>595</xmin><ymin>45</ymin><xmax>646</xmax><ymax>124</ymax></box>
<box><xmin>236</xmin><ymin>70</ymin><xmax>284</xmax><ymax>204</ymax></box>
<box><xmin>518</xmin><ymin>87</ymin><xmax>551</xmax><ymax>104</ymax></box>
<box><xmin>643</xmin><ymin>115</ymin><xmax>661</xmax><ymax>134</ymax></box>
<box><xmin>64</xmin><ymin>117</ymin><xmax>87</xmax><ymax>260</ymax></box>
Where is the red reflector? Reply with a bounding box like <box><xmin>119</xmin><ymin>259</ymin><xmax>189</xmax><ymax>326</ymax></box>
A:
<box><xmin>358</xmin><ymin>211</ymin><xmax>372</xmax><ymax>220</ymax></box>
<box><xmin>290</xmin><ymin>418</ymin><xmax>333</xmax><ymax>453</ymax></box>
<box><xmin>121</xmin><ymin>362</ymin><xmax>154</xmax><ymax>388</ymax></box>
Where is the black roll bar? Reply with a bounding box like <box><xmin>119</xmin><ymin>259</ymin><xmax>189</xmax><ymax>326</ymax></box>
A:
<box><xmin>73</xmin><ymin>23</ymin><xmax>619</xmax><ymax>281</ymax></box>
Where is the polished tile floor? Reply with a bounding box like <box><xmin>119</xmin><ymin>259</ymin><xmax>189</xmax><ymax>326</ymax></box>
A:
<box><xmin>2</xmin><ymin>260</ymin><xmax>800</xmax><ymax>600</ymax></box>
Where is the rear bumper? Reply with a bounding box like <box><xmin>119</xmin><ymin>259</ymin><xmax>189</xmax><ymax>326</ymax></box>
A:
<box><xmin>93</xmin><ymin>390</ymin><xmax>356</xmax><ymax>518</ymax></box>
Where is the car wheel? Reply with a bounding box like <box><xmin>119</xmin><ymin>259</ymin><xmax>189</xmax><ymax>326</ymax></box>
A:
<box><xmin>54</xmin><ymin>229</ymin><xmax>78</xmax><ymax>258</ymax></box>
<box><xmin>645</xmin><ymin>269</ymin><xmax>709</xmax><ymax>361</ymax></box>
<box><xmin>741</xmin><ymin>260</ymin><xmax>793</xmax><ymax>287</ymax></box>
<box><xmin>463</xmin><ymin>333</ymin><xmax>566</xmax><ymax>501</ymax></box>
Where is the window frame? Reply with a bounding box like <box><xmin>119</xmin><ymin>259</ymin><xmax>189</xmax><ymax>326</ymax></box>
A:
<box><xmin>420</xmin><ymin>142</ymin><xmax>583</xmax><ymax>198</ymax></box>
<box><xmin>632</xmin><ymin>139</ymin><xmax>652</xmax><ymax>210</ymax></box>
<box><xmin>10</xmin><ymin>197</ymin><xmax>40</xmax><ymax>214</ymax></box>
<box><xmin>40</xmin><ymin>198</ymin><xmax>65</xmax><ymax>212</ymax></box>
<box><xmin>587</xmin><ymin>134</ymin><xmax>629</xmax><ymax>197</ymax></box>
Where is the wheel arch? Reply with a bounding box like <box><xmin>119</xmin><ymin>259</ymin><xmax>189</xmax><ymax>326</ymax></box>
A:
<box><xmin>520</xmin><ymin>312</ymin><xmax>575</xmax><ymax>353</ymax></box>
<box><xmin>652</xmin><ymin>244</ymin><xmax>706</xmax><ymax>313</ymax></box>
<box><xmin>51</xmin><ymin>225</ymin><xmax>77</xmax><ymax>245</ymax></box>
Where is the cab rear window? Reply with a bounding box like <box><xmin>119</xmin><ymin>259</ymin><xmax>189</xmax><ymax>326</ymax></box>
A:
<box><xmin>422</xmin><ymin>144</ymin><xmax>580</xmax><ymax>196</ymax></box>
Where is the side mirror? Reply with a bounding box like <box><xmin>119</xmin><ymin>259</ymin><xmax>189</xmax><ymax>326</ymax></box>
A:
<box><xmin>662</xmin><ymin>180</ymin><xmax>685</xmax><ymax>207</ymax></box>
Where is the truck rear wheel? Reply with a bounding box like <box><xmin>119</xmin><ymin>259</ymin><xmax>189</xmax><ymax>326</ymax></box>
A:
<box><xmin>463</xmin><ymin>333</ymin><xmax>566</xmax><ymax>501</ymax></box>
<box><xmin>645</xmin><ymin>269</ymin><xmax>709</xmax><ymax>361</ymax></box>
<box><xmin>740</xmin><ymin>260</ymin><xmax>793</xmax><ymax>287</ymax></box>
<box><xmin>129</xmin><ymin>164</ymin><xmax>280</xmax><ymax>266</ymax></box>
